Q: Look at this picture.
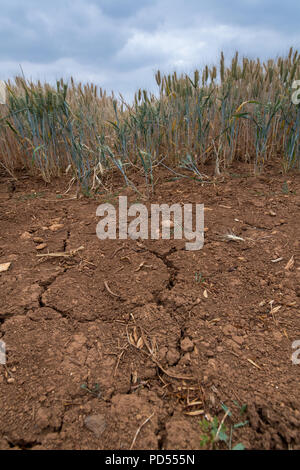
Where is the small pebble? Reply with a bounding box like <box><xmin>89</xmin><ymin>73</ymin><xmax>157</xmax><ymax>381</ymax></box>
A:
<box><xmin>33</xmin><ymin>237</ymin><xmax>44</xmax><ymax>243</ymax></box>
<box><xmin>36</xmin><ymin>243</ymin><xmax>47</xmax><ymax>250</ymax></box>
<box><xmin>49</xmin><ymin>224</ymin><xmax>64</xmax><ymax>232</ymax></box>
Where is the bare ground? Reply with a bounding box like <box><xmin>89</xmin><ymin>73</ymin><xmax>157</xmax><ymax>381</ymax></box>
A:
<box><xmin>0</xmin><ymin>162</ymin><xmax>299</xmax><ymax>450</ymax></box>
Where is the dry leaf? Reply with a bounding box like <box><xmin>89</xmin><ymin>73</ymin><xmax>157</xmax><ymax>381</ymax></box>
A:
<box><xmin>136</xmin><ymin>337</ymin><xmax>144</xmax><ymax>349</ymax></box>
<box><xmin>203</xmin><ymin>289</ymin><xmax>208</xmax><ymax>298</ymax></box>
<box><xmin>285</xmin><ymin>255</ymin><xmax>294</xmax><ymax>271</ymax></box>
<box><xmin>184</xmin><ymin>400</ymin><xmax>203</xmax><ymax>407</ymax></box>
<box><xmin>131</xmin><ymin>370</ymin><xmax>138</xmax><ymax>385</ymax></box>
<box><xmin>133</xmin><ymin>327</ymin><xmax>138</xmax><ymax>343</ymax></box>
<box><xmin>0</xmin><ymin>80</ymin><xmax>6</xmax><ymax>104</ymax></box>
<box><xmin>184</xmin><ymin>410</ymin><xmax>204</xmax><ymax>416</ymax></box>
<box><xmin>128</xmin><ymin>333</ymin><xmax>135</xmax><ymax>346</ymax></box>
<box><xmin>270</xmin><ymin>306</ymin><xmax>281</xmax><ymax>314</ymax></box>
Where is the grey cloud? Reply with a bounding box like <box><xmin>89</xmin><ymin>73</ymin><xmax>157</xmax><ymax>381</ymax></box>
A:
<box><xmin>97</xmin><ymin>0</ymin><xmax>153</xmax><ymax>18</ymax></box>
<box><xmin>0</xmin><ymin>0</ymin><xmax>299</xmax><ymax>99</ymax></box>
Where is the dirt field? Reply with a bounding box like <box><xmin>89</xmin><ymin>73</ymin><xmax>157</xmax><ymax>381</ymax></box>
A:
<box><xmin>0</xmin><ymin>162</ymin><xmax>299</xmax><ymax>450</ymax></box>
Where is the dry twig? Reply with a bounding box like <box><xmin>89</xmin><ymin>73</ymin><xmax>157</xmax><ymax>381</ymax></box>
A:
<box><xmin>130</xmin><ymin>413</ymin><xmax>154</xmax><ymax>450</ymax></box>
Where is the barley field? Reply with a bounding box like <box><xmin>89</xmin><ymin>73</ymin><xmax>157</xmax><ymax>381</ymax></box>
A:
<box><xmin>0</xmin><ymin>49</ymin><xmax>299</xmax><ymax>196</ymax></box>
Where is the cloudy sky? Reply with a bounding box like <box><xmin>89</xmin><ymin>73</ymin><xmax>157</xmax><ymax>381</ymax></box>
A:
<box><xmin>1</xmin><ymin>0</ymin><xmax>299</xmax><ymax>99</ymax></box>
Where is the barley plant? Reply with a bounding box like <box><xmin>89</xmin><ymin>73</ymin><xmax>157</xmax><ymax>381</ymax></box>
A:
<box><xmin>0</xmin><ymin>48</ymin><xmax>299</xmax><ymax>194</ymax></box>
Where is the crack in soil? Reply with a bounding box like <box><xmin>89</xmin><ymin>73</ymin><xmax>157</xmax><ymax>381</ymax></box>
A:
<box><xmin>0</xmin><ymin>312</ymin><xmax>15</xmax><ymax>324</ymax></box>
<box><xmin>5</xmin><ymin>438</ymin><xmax>42</xmax><ymax>450</ymax></box>
<box><xmin>63</xmin><ymin>230</ymin><xmax>71</xmax><ymax>252</ymax></box>
<box><xmin>144</xmin><ymin>246</ymin><xmax>180</xmax><ymax>291</ymax></box>
<box><xmin>36</xmin><ymin>267</ymin><xmax>72</xmax><ymax>319</ymax></box>
<box><xmin>156</xmin><ymin>418</ymin><xmax>168</xmax><ymax>450</ymax></box>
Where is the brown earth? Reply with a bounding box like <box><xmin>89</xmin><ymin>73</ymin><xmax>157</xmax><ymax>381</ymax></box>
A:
<box><xmin>0</xmin><ymin>162</ymin><xmax>299</xmax><ymax>450</ymax></box>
